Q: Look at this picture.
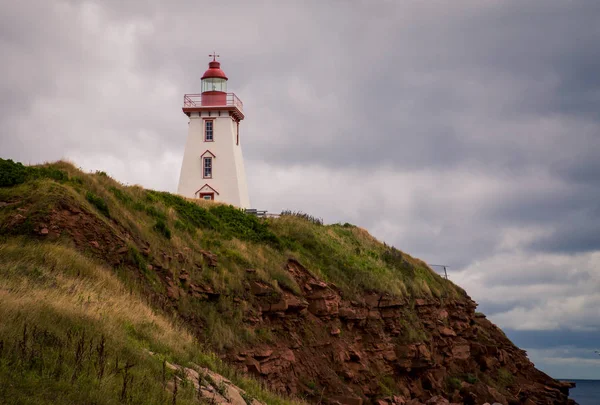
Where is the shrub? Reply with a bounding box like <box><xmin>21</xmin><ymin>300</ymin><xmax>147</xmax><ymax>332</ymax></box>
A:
<box><xmin>0</xmin><ymin>159</ymin><xmax>68</xmax><ymax>187</ymax></box>
<box><xmin>148</xmin><ymin>191</ymin><xmax>218</xmax><ymax>230</ymax></box>
<box><xmin>149</xmin><ymin>191</ymin><xmax>280</xmax><ymax>246</ymax></box>
<box><xmin>32</xmin><ymin>166</ymin><xmax>68</xmax><ymax>182</ymax></box>
<box><xmin>152</xmin><ymin>219</ymin><xmax>172</xmax><ymax>239</ymax></box>
<box><xmin>0</xmin><ymin>159</ymin><xmax>29</xmax><ymax>187</ymax></box>
<box><xmin>210</xmin><ymin>205</ymin><xmax>280</xmax><ymax>246</ymax></box>
<box><xmin>85</xmin><ymin>192</ymin><xmax>110</xmax><ymax>217</ymax></box>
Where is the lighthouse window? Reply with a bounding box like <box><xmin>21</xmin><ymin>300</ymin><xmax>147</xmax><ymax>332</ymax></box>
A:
<box><xmin>201</xmin><ymin>78</ymin><xmax>227</xmax><ymax>93</ymax></box>
<box><xmin>205</xmin><ymin>120</ymin><xmax>214</xmax><ymax>141</ymax></box>
<box><xmin>203</xmin><ymin>157</ymin><xmax>212</xmax><ymax>178</ymax></box>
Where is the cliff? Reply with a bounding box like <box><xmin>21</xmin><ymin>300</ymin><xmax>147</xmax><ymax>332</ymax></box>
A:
<box><xmin>0</xmin><ymin>159</ymin><xmax>575</xmax><ymax>405</ymax></box>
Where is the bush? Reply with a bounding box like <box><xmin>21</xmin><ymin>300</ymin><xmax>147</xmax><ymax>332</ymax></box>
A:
<box><xmin>85</xmin><ymin>192</ymin><xmax>110</xmax><ymax>217</ymax></box>
<box><xmin>210</xmin><ymin>205</ymin><xmax>280</xmax><ymax>246</ymax></box>
<box><xmin>152</xmin><ymin>219</ymin><xmax>172</xmax><ymax>239</ymax></box>
<box><xmin>0</xmin><ymin>158</ymin><xmax>68</xmax><ymax>187</ymax></box>
<box><xmin>32</xmin><ymin>166</ymin><xmax>68</xmax><ymax>182</ymax></box>
<box><xmin>148</xmin><ymin>191</ymin><xmax>218</xmax><ymax>230</ymax></box>
<box><xmin>0</xmin><ymin>159</ymin><xmax>28</xmax><ymax>187</ymax></box>
<box><xmin>148</xmin><ymin>191</ymin><xmax>280</xmax><ymax>246</ymax></box>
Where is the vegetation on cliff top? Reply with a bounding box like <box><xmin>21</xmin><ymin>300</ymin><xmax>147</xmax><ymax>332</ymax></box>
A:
<box><xmin>0</xmin><ymin>158</ymin><xmax>465</xmax><ymax>403</ymax></box>
<box><xmin>0</xmin><ymin>159</ymin><xmax>461</xmax><ymax>300</ymax></box>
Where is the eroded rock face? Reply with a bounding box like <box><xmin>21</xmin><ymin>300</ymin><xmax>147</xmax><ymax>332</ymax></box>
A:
<box><xmin>13</xmin><ymin>206</ymin><xmax>575</xmax><ymax>405</ymax></box>
<box><xmin>227</xmin><ymin>259</ymin><xmax>574</xmax><ymax>405</ymax></box>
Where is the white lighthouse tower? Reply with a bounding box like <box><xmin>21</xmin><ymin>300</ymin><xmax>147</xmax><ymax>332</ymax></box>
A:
<box><xmin>177</xmin><ymin>54</ymin><xmax>250</xmax><ymax>208</ymax></box>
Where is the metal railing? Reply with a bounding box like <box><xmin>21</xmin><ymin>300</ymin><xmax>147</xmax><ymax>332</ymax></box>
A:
<box><xmin>183</xmin><ymin>93</ymin><xmax>243</xmax><ymax>112</ymax></box>
<box><xmin>244</xmin><ymin>209</ymin><xmax>280</xmax><ymax>218</ymax></box>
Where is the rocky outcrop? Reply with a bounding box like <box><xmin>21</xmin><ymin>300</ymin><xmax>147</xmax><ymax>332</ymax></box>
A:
<box><xmin>225</xmin><ymin>259</ymin><xmax>575</xmax><ymax>405</ymax></box>
<box><xmin>149</xmin><ymin>353</ymin><xmax>264</xmax><ymax>405</ymax></box>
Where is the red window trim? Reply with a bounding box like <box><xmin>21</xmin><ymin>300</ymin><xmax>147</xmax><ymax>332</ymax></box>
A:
<box><xmin>200</xmin><ymin>149</ymin><xmax>216</xmax><ymax>158</ymax></box>
<box><xmin>202</xmin><ymin>156</ymin><xmax>213</xmax><ymax>179</ymax></box>
<box><xmin>204</xmin><ymin>118</ymin><xmax>214</xmax><ymax>142</ymax></box>
<box><xmin>199</xmin><ymin>192</ymin><xmax>214</xmax><ymax>200</ymax></box>
<box><xmin>195</xmin><ymin>184</ymin><xmax>220</xmax><ymax>196</ymax></box>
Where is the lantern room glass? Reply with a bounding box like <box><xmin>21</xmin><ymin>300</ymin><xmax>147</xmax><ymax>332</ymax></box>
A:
<box><xmin>201</xmin><ymin>78</ymin><xmax>227</xmax><ymax>93</ymax></box>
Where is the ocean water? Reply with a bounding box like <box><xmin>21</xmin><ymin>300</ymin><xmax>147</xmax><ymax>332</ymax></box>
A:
<box><xmin>565</xmin><ymin>379</ymin><xmax>600</xmax><ymax>405</ymax></box>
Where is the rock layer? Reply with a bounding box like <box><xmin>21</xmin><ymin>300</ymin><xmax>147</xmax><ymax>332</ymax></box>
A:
<box><xmin>2</xmin><ymin>202</ymin><xmax>576</xmax><ymax>405</ymax></box>
<box><xmin>228</xmin><ymin>260</ymin><xmax>574</xmax><ymax>405</ymax></box>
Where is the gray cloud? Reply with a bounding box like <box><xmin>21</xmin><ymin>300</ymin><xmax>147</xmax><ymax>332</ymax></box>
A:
<box><xmin>2</xmin><ymin>0</ymin><xmax>600</xmax><ymax>378</ymax></box>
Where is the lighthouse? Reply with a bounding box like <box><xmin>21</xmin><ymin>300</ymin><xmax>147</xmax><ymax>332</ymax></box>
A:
<box><xmin>177</xmin><ymin>54</ymin><xmax>250</xmax><ymax>208</ymax></box>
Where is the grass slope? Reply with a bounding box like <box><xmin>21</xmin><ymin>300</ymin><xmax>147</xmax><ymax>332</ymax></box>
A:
<box><xmin>0</xmin><ymin>159</ymin><xmax>466</xmax><ymax>403</ymax></box>
<box><xmin>0</xmin><ymin>239</ymin><xmax>299</xmax><ymax>405</ymax></box>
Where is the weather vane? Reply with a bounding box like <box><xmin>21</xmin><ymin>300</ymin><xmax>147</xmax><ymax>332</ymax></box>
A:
<box><xmin>209</xmin><ymin>51</ymin><xmax>220</xmax><ymax>61</ymax></box>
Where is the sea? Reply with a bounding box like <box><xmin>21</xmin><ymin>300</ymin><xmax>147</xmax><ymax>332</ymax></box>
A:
<box><xmin>564</xmin><ymin>379</ymin><xmax>600</xmax><ymax>405</ymax></box>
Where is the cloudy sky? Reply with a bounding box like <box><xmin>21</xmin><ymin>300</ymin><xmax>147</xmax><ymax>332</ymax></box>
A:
<box><xmin>2</xmin><ymin>0</ymin><xmax>600</xmax><ymax>379</ymax></box>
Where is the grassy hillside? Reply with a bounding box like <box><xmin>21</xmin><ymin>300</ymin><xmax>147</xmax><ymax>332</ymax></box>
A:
<box><xmin>0</xmin><ymin>239</ymin><xmax>300</xmax><ymax>405</ymax></box>
<box><xmin>0</xmin><ymin>159</ymin><xmax>465</xmax><ymax>403</ymax></box>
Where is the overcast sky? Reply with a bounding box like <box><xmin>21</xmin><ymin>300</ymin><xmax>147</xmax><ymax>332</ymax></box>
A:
<box><xmin>2</xmin><ymin>0</ymin><xmax>600</xmax><ymax>380</ymax></box>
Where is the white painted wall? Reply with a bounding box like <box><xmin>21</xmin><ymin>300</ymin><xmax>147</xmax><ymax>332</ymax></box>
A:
<box><xmin>177</xmin><ymin>110</ymin><xmax>250</xmax><ymax>208</ymax></box>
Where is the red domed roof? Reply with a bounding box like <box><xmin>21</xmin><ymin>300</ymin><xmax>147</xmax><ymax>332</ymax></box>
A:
<box><xmin>201</xmin><ymin>61</ymin><xmax>228</xmax><ymax>80</ymax></box>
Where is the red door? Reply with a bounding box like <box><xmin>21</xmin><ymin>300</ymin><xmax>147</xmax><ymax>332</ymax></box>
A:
<box><xmin>199</xmin><ymin>192</ymin><xmax>214</xmax><ymax>200</ymax></box>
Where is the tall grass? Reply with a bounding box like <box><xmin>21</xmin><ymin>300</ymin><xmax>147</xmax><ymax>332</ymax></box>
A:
<box><xmin>0</xmin><ymin>240</ymin><xmax>303</xmax><ymax>405</ymax></box>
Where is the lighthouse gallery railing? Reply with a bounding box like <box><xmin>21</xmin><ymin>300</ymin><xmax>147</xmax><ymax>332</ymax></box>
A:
<box><xmin>183</xmin><ymin>93</ymin><xmax>243</xmax><ymax>112</ymax></box>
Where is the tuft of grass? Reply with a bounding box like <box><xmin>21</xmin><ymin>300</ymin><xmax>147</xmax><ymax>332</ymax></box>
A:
<box><xmin>464</xmin><ymin>373</ymin><xmax>478</xmax><ymax>384</ymax></box>
<box><xmin>280</xmin><ymin>210</ymin><xmax>323</xmax><ymax>226</ymax></box>
<box><xmin>86</xmin><ymin>191</ymin><xmax>110</xmax><ymax>218</ymax></box>
<box><xmin>497</xmin><ymin>368</ymin><xmax>515</xmax><ymax>387</ymax></box>
<box><xmin>446</xmin><ymin>376</ymin><xmax>462</xmax><ymax>392</ymax></box>
<box><xmin>377</xmin><ymin>375</ymin><xmax>398</xmax><ymax>396</ymax></box>
<box><xmin>152</xmin><ymin>219</ymin><xmax>172</xmax><ymax>239</ymax></box>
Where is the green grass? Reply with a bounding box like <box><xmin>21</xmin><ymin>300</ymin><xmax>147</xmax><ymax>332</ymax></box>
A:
<box><xmin>86</xmin><ymin>191</ymin><xmax>110</xmax><ymax>217</ymax></box>
<box><xmin>0</xmin><ymin>158</ymin><xmax>68</xmax><ymax>187</ymax></box>
<box><xmin>497</xmin><ymin>368</ymin><xmax>515</xmax><ymax>387</ymax></box>
<box><xmin>446</xmin><ymin>376</ymin><xmax>462</xmax><ymax>392</ymax></box>
<box><xmin>148</xmin><ymin>190</ymin><xmax>280</xmax><ymax>246</ymax></box>
<box><xmin>153</xmin><ymin>219</ymin><xmax>172</xmax><ymax>239</ymax></box>
<box><xmin>0</xmin><ymin>240</ymin><xmax>302</xmax><ymax>405</ymax></box>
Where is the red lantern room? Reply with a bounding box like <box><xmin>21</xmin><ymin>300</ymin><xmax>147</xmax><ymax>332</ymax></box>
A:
<box><xmin>182</xmin><ymin>53</ymin><xmax>244</xmax><ymax>121</ymax></box>
<box><xmin>201</xmin><ymin>59</ymin><xmax>228</xmax><ymax>93</ymax></box>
